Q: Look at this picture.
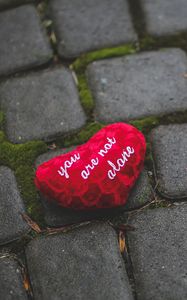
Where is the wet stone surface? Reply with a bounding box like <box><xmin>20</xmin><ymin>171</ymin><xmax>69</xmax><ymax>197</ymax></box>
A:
<box><xmin>87</xmin><ymin>48</ymin><xmax>187</xmax><ymax>122</ymax></box>
<box><xmin>49</xmin><ymin>0</ymin><xmax>137</xmax><ymax>58</ymax></box>
<box><xmin>0</xmin><ymin>257</ymin><xmax>28</xmax><ymax>300</ymax></box>
<box><xmin>127</xmin><ymin>204</ymin><xmax>187</xmax><ymax>300</ymax></box>
<box><xmin>151</xmin><ymin>124</ymin><xmax>187</xmax><ymax>199</ymax></box>
<box><xmin>25</xmin><ymin>222</ymin><xmax>133</xmax><ymax>300</ymax></box>
<box><xmin>141</xmin><ymin>0</ymin><xmax>187</xmax><ymax>36</ymax></box>
<box><xmin>0</xmin><ymin>166</ymin><xmax>30</xmax><ymax>245</ymax></box>
<box><xmin>0</xmin><ymin>4</ymin><xmax>52</xmax><ymax>77</ymax></box>
<box><xmin>0</xmin><ymin>68</ymin><xmax>86</xmax><ymax>143</ymax></box>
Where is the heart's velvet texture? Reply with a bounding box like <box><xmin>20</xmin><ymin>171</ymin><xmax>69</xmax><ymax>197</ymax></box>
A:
<box><xmin>35</xmin><ymin>123</ymin><xmax>146</xmax><ymax>210</ymax></box>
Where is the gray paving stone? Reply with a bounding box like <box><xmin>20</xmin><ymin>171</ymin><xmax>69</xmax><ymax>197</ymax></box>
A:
<box><xmin>26</xmin><ymin>222</ymin><xmax>133</xmax><ymax>300</ymax></box>
<box><xmin>141</xmin><ymin>0</ymin><xmax>187</xmax><ymax>36</ymax></box>
<box><xmin>0</xmin><ymin>257</ymin><xmax>28</xmax><ymax>300</ymax></box>
<box><xmin>151</xmin><ymin>124</ymin><xmax>187</xmax><ymax>199</ymax></box>
<box><xmin>49</xmin><ymin>0</ymin><xmax>137</xmax><ymax>58</ymax></box>
<box><xmin>86</xmin><ymin>48</ymin><xmax>187</xmax><ymax>122</ymax></box>
<box><xmin>0</xmin><ymin>5</ymin><xmax>52</xmax><ymax>77</ymax></box>
<box><xmin>125</xmin><ymin>169</ymin><xmax>153</xmax><ymax>210</ymax></box>
<box><xmin>0</xmin><ymin>166</ymin><xmax>30</xmax><ymax>245</ymax></box>
<box><xmin>36</xmin><ymin>149</ymin><xmax>151</xmax><ymax>226</ymax></box>
<box><xmin>0</xmin><ymin>0</ymin><xmax>32</xmax><ymax>10</ymax></box>
<box><xmin>127</xmin><ymin>204</ymin><xmax>187</xmax><ymax>300</ymax></box>
<box><xmin>0</xmin><ymin>68</ymin><xmax>86</xmax><ymax>143</ymax></box>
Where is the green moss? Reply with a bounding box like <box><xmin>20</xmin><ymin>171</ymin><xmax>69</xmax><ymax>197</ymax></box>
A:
<box><xmin>0</xmin><ymin>137</ymin><xmax>47</xmax><ymax>223</ymax></box>
<box><xmin>72</xmin><ymin>44</ymin><xmax>136</xmax><ymax>73</ymax></box>
<box><xmin>0</xmin><ymin>111</ymin><xmax>4</xmax><ymax>128</ymax></box>
<box><xmin>0</xmin><ymin>131</ymin><xmax>5</xmax><ymax>143</ymax></box>
<box><xmin>130</xmin><ymin>111</ymin><xmax>187</xmax><ymax>135</ymax></box>
<box><xmin>159</xmin><ymin>110</ymin><xmax>187</xmax><ymax>124</ymax></box>
<box><xmin>149</xmin><ymin>200</ymin><xmax>172</xmax><ymax>209</ymax></box>
<box><xmin>140</xmin><ymin>33</ymin><xmax>187</xmax><ymax>51</ymax></box>
<box><xmin>63</xmin><ymin>122</ymin><xmax>104</xmax><ymax>147</ymax></box>
<box><xmin>139</xmin><ymin>36</ymin><xmax>156</xmax><ymax>50</ymax></box>
<box><xmin>0</xmin><ymin>140</ymin><xmax>47</xmax><ymax>168</ymax></box>
<box><xmin>130</xmin><ymin>116</ymin><xmax>159</xmax><ymax>134</ymax></box>
<box><xmin>144</xmin><ymin>140</ymin><xmax>154</xmax><ymax>171</ymax></box>
<box><xmin>15</xmin><ymin>165</ymin><xmax>42</xmax><ymax>217</ymax></box>
<box><xmin>77</xmin><ymin>74</ymin><xmax>94</xmax><ymax>115</ymax></box>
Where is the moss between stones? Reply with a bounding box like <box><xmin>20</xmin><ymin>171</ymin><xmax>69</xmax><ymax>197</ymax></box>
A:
<box><xmin>148</xmin><ymin>199</ymin><xmax>172</xmax><ymax>209</ymax></box>
<box><xmin>72</xmin><ymin>44</ymin><xmax>136</xmax><ymax>73</ymax></box>
<box><xmin>129</xmin><ymin>116</ymin><xmax>159</xmax><ymax>134</ymax></box>
<box><xmin>0</xmin><ymin>133</ymin><xmax>47</xmax><ymax>224</ymax></box>
<box><xmin>158</xmin><ymin>110</ymin><xmax>187</xmax><ymax>124</ymax></box>
<box><xmin>70</xmin><ymin>44</ymin><xmax>136</xmax><ymax>118</ymax></box>
<box><xmin>0</xmin><ymin>131</ymin><xmax>5</xmax><ymax>143</ymax></box>
<box><xmin>139</xmin><ymin>33</ymin><xmax>187</xmax><ymax>51</ymax></box>
<box><xmin>0</xmin><ymin>111</ymin><xmax>4</xmax><ymax>127</ymax></box>
<box><xmin>76</xmin><ymin>73</ymin><xmax>94</xmax><ymax>115</ymax></box>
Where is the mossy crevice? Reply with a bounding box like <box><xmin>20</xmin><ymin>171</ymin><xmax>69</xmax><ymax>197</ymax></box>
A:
<box><xmin>127</xmin><ymin>0</ymin><xmax>147</xmax><ymax>40</ymax></box>
<box><xmin>130</xmin><ymin>110</ymin><xmax>187</xmax><ymax>132</ymax></box>
<box><xmin>0</xmin><ymin>134</ymin><xmax>47</xmax><ymax>224</ymax></box>
<box><xmin>72</xmin><ymin>44</ymin><xmax>136</xmax><ymax>73</ymax></box>
<box><xmin>0</xmin><ymin>111</ymin><xmax>4</xmax><ymax>128</ymax></box>
<box><xmin>37</xmin><ymin>0</ymin><xmax>59</xmax><ymax>61</ymax></box>
<box><xmin>148</xmin><ymin>199</ymin><xmax>173</xmax><ymax>209</ymax></box>
<box><xmin>129</xmin><ymin>116</ymin><xmax>159</xmax><ymax>134</ymax></box>
<box><xmin>75</xmin><ymin>73</ymin><xmax>95</xmax><ymax>115</ymax></box>
<box><xmin>139</xmin><ymin>33</ymin><xmax>187</xmax><ymax>52</ymax></box>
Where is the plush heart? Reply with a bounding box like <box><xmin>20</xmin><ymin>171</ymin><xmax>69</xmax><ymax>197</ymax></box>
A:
<box><xmin>35</xmin><ymin>123</ymin><xmax>146</xmax><ymax>210</ymax></box>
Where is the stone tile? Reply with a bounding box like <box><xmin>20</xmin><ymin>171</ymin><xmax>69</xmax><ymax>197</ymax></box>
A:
<box><xmin>49</xmin><ymin>0</ymin><xmax>137</xmax><ymax>58</ymax></box>
<box><xmin>151</xmin><ymin>124</ymin><xmax>187</xmax><ymax>199</ymax></box>
<box><xmin>36</xmin><ymin>149</ymin><xmax>151</xmax><ymax>226</ymax></box>
<box><xmin>0</xmin><ymin>257</ymin><xmax>28</xmax><ymax>300</ymax></box>
<box><xmin>86</xmin><ymin>48</ymin><xmax>187</xmax><ymax>122</ymax></box>
<box><xmin>0</xmin><ymin>68</ymin><xmax>86</xmax><ymax>143</ymax></box>
<box><xmin>0</xmin><ymin>0</ymin><xmax>32</xmax><ymax>10</ymax></box>
<box><xmin>0</xmin><ymin>5</ymin><xmax>52</xmax><ymax>77</ymax></box>
<box><xmin>26</xmin><ymin>222</ymin><xmax>133</xmax><ymax>300</ymax></box>
<box><xmin>125</xmin><ymin>169</ymin><xmax>153</xmax><ymax>210</ymax></box>
<box><xmin>141</xmin><ymin>0</ymin><xmax>187</xmax><ymax>36</ymax></box>
<box><xmin>0</xmin><ymin>166</ymin><xmax>30</xmax><ymax>245</ymax></box>
<box><xmin>127</xmin><ymin>204</ymin><xmax>187</xmax><ymax>300</ymax></box>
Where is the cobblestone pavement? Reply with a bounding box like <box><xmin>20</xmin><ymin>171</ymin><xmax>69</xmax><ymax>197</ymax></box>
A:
<box><xmin>0</xmin><ymin>1</ymin><xmax>186</xmax><ymax>299</ymax></box>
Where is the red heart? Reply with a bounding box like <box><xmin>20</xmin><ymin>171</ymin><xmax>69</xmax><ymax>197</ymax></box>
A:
<box><xmin>35</xmin><ymin>123</ymin><xmax>146</xmax><ymax>210</ymax></box>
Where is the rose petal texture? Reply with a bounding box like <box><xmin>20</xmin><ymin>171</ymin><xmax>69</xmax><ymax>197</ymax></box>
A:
<box><xmin>35</xmin><ymin>123</ymin><xmax>146</xmax><ymax>209</ymax></box>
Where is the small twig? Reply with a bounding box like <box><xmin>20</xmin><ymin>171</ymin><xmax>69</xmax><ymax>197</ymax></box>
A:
<box><xmin>119</xmin><ymin>230</ymin><xmax>127</xmax><ymax>253</ymax></box>
<box><xmin>21</xmin><ymin>213</ymin><xmax>42</xmax><ymax>233</ymax></box>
